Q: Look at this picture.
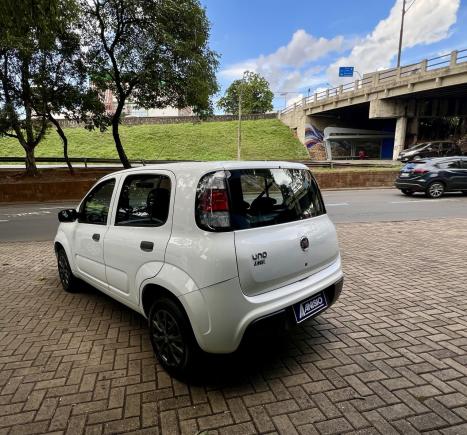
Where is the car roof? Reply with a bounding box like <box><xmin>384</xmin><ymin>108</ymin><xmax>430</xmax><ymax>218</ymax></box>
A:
<box><xmin>418</xmin><ymin>156</ymin><xmax>466</xmax><ymax>164</ymax></box>
<box><xmin>111</xmin><ymin>160</ymin><xmax>308</xmax><ymax>176</ymax></box>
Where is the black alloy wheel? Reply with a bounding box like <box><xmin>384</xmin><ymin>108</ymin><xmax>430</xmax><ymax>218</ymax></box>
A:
<box><xmin>57</xmin><ymin>247</ymin><xmax>79</xmax><ymax>292</ymax></box>
<box><xmin>148</xmin><ymin>297</ymin><xmax>199</xmax><ymax>379</ymax></box>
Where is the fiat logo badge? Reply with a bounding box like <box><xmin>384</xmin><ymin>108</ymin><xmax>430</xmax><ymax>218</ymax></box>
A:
<box><xmin>300</xmin><ymin>236</ymin><xmax>309</xmax><ymax>251</ymax></box>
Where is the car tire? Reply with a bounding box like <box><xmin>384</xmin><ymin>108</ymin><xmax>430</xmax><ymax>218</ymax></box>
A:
<box><xmin>148</xmin><ymin>297</ymin><xmax>201</xmax><ymax>380</ymax></box>
<box><xmin>461</xmin><ymin>191</ymin><xmax>467</xmax><ymax>196</ymax></box>
<box><xmin>56</xmin><ymin>247</ymin><xmax>80</xmax><ymax>292</ymax></box>
<box><xmin>425</xmin><ymin>181</ymin><xmax>445</xmax><ymax>199</ymax></box>
<box><xmin>401</xmin><ymin>189</ymin><xmax>414</xmax><ymax>196</ymax></box>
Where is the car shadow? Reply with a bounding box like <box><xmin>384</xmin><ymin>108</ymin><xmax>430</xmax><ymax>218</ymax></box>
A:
<box><xmin>53</xmin><ymin>275</ymin><xmax>330</xmax><ymax>387</ymax></box>
<box><xmin>187</xmin><ymin>318</ymin><xmax>327</xmax><ymax>387</ymax></box>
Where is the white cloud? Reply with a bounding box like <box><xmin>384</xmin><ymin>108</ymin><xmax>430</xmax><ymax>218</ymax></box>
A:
<box><xmin>327</xmin><ymin>0</ymin><xmax>460</xmax><ymax>83</ymax></box>
<box><xmin>220</xmin><ymin>29</ymin><xmax>344</xmax><ymax>92</ymax></box>
<box><xmin>220</xmin><ymin>0</ymin><xmax>459</xmax><ymax>100</ymax></box>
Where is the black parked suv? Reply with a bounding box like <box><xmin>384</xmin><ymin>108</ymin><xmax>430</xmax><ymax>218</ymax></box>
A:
<box><xmin>398</xmin><ymin>141</ymin><xmax>461</xmax><ymax>162</ymax></box>
<box><xmin>395</xmin><ymin>157</ymin><xmax>467</xmax><ymax>198</ymax></box>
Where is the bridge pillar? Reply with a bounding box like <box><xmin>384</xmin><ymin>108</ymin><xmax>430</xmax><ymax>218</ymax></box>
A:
<box><xmin>393</xmin><ymin>116</ymin><xmax>407</xmax><ymax>160</ymax></box>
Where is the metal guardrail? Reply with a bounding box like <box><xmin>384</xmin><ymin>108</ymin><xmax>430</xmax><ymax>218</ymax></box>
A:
<box><xmin>0</xmin><ymin>157</ymin><xmax>192</xmax><ymax>168</ymax></box>
<box><xmin>280</xmin><ymin>48</ymin><xmax>467</xmax><ymax>114</ymax></box>
<box><xmin>0</xmin><ymin>156</ymin><xmax>398</xmax><ymax>169</ymax></box>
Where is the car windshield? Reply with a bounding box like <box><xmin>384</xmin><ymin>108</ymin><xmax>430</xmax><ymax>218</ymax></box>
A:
<box><xmin>406</xmin><ymin>143</ymin><xmax>429</xmax><ymax>151</ymax></box>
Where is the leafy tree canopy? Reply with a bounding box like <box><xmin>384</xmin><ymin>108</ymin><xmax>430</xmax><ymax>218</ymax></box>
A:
<box><xmin>217</xmin><ymin>71</ymin><xmax>274</xmax><ymax>115</ymax></box>
<box><xmin>81</xmin><ymin>0</ymin><xmax>219</xmax><ymax>167</ymax></box>
<box><xmin>0</xmin><ymin>0</ymin><xmax>106</xmax><ymax>175</ymax></box>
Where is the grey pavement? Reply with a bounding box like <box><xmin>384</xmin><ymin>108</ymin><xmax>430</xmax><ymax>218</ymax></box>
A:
<box><xmin>1</xmin><ymin>188</ymin><xmax>467</xmax><ymax>241</ymax></box>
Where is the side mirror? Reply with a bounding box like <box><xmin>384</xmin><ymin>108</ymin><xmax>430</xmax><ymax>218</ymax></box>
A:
<box><xmin>58</xmin><ymin>209</ymin><xmax>78</xmax><ymax>223</ymax></box>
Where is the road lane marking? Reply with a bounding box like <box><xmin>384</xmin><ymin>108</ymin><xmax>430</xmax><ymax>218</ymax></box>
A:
<box><xmin>0</xmin><ymin>220</ymin><xmax>9</xmax><ymax>223</ymax></box>
<box><xmin>390</xmin><ymin>199</ymin><xmax>460</xmax><ymax>204</ymax></box>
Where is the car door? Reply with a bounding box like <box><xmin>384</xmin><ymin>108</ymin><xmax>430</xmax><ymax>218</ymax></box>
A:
<box><xmin>458</xmin><ymin>159</ymin><xmax>467</xmax><ymax>190</ymax></box>
<box><xmin>427</xmin><ymin>143</ymin><xmax>440</xmax><ymax>158</ymax></box>
<box><xmin>441</xmin><ymin>142</ymin><xmax>454</xmax><ymax>157</ymax></box>
<box><xmin>438</xmin><ymin>160</ymin><xmax>466</xmax><ymax>190</ymax></box>
<box><xmin>103</xmin><ymin>171</ymin><xmax>174</xmax><ymax>308</ymax></box>
<box><xmin>73</xmin><ymin>177</ymin><xmax>116</xmax><ymax>290</ymax></box>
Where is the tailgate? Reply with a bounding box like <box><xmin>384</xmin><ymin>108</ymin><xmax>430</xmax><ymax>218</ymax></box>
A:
<box><xmin>234</xmin><ymin>215</ymin><xmax>339</xmax><ymax>296</ymax></box>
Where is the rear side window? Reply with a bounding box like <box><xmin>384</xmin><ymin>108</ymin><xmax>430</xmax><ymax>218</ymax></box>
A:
<box><xmin>437</xmin><ymin>161</ymin><xmax>459</xmax><ymax>169</ymax></box>
<box><xmin>196</xmin><ymin>168</ymin><xmax>325</xmax><ymax>231</ymax></box>
<box><xmin>116</xmin><ymin>174</ymin><xmax>171</xmax><ymax>227</ymax></box>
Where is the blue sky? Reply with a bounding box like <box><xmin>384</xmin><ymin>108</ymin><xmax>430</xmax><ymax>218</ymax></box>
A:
<box><xmin>201</xmin><ymin>0</ymin><xmax>467</xmax><ymax>111</ymax></box>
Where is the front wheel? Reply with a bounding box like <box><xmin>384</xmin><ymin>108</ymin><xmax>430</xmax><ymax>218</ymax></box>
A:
<box><xmin>148</xmin><ymin>297</ymin><xmax>201</xmax><ymax>379</ymax></box>
<box><xmin>56</xmin><ymin>247</ymin><xmax>80</xmax><ymax>292</ymax></box>
<box><xmin>401</xmin><ymin>189</ymin><xmax>414</xmax><ymax>196</ymax></box>
<box><xmin>426</xmin><ymin>182</ymin><xmax>445</xmax><ymax>199</ymax></box>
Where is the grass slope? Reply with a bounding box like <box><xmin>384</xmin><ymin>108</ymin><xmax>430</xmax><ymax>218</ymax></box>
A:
<box><xmin>0</xmin><ymin>119</ymin><xmax>308</xmax><ymax>161</ymax></box>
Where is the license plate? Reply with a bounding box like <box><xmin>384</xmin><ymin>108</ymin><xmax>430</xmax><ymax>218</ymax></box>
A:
<box><xmin>400</xmin><ymin>173</ymin><xmax>410</xmax><ymax>177</ymax></box>
<box><xmin>292</xmin><ymin>292</ymin><xmax>328</xmax><ymax>323</ymax></box>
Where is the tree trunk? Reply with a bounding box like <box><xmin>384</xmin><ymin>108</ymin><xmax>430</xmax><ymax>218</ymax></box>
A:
<box><xmin>112</xmin><ymin>103</ymin><xmax>131</xmax><ymax>169</ymax></box>
<box><xmin>25</xmin><ymin>147</ymin><xmax>38</xmax><ymax>176</ymax></box>
<box><xmin>50</xmin><ymin>116</ymin><xmax>74</xmax><ymax>174</ymax></box>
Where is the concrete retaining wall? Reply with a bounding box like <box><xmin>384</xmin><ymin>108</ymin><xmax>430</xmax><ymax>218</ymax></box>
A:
<box><xmin>314</xmin><ymin>170</ymin><xmax>399</xmax><ymax>189</ymax></box>
<box><xmin>0</xmin><ymin>170</ymin><xmax>399</xmax><ymax>203</ymax></box>
<box><xmin>58</xmin><ymin>113</ymin><xmax>278</xmax><ymax>128</ymax></box>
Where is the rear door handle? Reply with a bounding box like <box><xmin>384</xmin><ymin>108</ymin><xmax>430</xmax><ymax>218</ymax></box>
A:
<box><xmin>140</xmin><ymin>241</ymin><xmax>154</xmax><ymax>252</ymax></box>
<box><xmin>92</xmin><ymin>233</ymin><xmax>100</xmax><ymax>242</ymax></box>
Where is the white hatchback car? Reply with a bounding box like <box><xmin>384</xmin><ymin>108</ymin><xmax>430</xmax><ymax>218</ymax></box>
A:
<box><xmin>55</xmin><ymin>161</ymin><xmax>343</xmax><ymax>377</ymax></box>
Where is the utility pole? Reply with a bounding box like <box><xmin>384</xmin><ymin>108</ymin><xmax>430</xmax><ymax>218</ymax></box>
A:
<box><xmin>397</xmin><ymin>0</ymin><xmax>406</xmax><ymax>68</ymax></box>
<box><xmin>237</xmin><ymin>81</ymin><xmax>243</xmax><ymax>160</ymax></box>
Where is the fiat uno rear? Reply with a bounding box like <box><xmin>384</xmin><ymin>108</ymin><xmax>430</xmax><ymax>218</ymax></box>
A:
<box><xmin>54</xmin><ymin>161</ymin><xmax>343</xmax><ymax>378</ymax></box>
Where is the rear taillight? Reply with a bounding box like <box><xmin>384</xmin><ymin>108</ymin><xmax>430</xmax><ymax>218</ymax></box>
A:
<box><xmin>196</xmin><ymin>171</ymin><xmax>231</xmax><ymax>231</ymax></box>
<box><xmin>413</xmin><ymin>168</ymin><xmax>429</xmax><ymax>174</ymax></box>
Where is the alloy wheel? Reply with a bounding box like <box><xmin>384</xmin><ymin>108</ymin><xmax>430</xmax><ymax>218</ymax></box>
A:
<box><xmin>428</xmin><ymin>183</ymin><xmax>444</xmax><ymax>198</ymax></box>
<box><xmin>151</xmin><ymin>309</ymin><xmax>186</xmax><ymax>367</ymax></box>
<box><xmin>58</xmin><ymin>251</ymin><xmax>71</xmax><ymax>288</ymax></box>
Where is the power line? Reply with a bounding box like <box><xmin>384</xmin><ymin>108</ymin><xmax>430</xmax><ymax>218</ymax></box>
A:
<box><xmin>405</xmin><ymin>0</ymin><xmax>416</xmax><ymax>13</ymax></box>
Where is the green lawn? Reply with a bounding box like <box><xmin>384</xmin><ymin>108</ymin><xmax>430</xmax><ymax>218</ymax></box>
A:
<box><xmin>0</xmin><ymin>119</ymin><xmax>309</xmax><ymax>161</ymax></box>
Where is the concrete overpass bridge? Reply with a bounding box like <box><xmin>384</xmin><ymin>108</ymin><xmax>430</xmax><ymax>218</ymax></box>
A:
<box><xmin>279</xmin><ymin>49</ymin><xmax>467</xmax><ymax>160</ymax></box>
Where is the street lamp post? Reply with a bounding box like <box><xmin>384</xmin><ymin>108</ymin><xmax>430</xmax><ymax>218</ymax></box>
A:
<box><xmin>237</xmin><ymin>85</ymin><xmax>242</xmax><ymax>160</ymax></box>
<box><xmin>397</xmin><ymin>0</ymin><xmax>407</xmax><ymax>68</ymax></box>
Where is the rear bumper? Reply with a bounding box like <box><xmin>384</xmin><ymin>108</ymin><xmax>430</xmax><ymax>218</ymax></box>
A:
<box><xmin>394</xmin><ymin>179</ymin><xmax>427</xmax><ymax>191</ymax></box>
<box><xmin>179</xmin><ymin>255</ymin><xmax>343</xmax><ymax>353</ymax></box>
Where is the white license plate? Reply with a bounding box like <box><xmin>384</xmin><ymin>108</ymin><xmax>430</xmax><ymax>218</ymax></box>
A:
<box><xmin>400</xmin><ymin>173</ymin><xmax>410</xmax><ymax>177</ymax></box>
<box><xmin>292</xmin><ymin>292</ymin><xmax>328</xmax><ymax>323</ymax></box>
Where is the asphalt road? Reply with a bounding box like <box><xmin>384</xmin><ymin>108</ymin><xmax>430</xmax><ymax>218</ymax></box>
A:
<box><xmin>1</xmin><ymin>188</ymin><xmax>467</xmax><ymax>242</ymax></box>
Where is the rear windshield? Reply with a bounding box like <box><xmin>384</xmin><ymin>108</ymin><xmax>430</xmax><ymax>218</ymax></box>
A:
<box><xmin>227</xmin><ymin>168</ymin><xmax>325</xmax><ymax>230</ymax></box>
<box><xmin>403</xmin><ymin>161</ymin><xmax>427</xmax><ymax>170</ymax></box>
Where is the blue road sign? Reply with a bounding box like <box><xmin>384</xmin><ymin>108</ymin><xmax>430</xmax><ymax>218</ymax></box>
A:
<box><xmin>339</xmin><ymin>67</ymin><xmax>354</xmax><ymax>77</ymax></box>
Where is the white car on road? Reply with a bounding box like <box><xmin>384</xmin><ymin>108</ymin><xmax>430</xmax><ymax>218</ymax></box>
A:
<box><xmin>55</xmin><ymin>161</ymin><xmax>343</xmax><ymax>378</ymax></box>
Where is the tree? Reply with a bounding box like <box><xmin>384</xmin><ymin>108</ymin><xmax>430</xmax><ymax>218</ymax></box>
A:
<box><xmin>31</xmin><ymin>14</ymin><xmax>109</xmax><ymax>174</ymax></box>
<box><xmin>81</xmin><ymin>0</ymin><xmax>219</xmax><ymax>168</ymax></box>
<box><xmin>0</xmin><ymin>0</ymin><xmax>83</xmax><ymax>175</ymax></box>
<box><xmin>217</xmin><ymin>71</ymin><xmax>274</xmax><ymax>115</ymax></box>
<box><xmin>36</xmin><ymin>59</ymin><xmax>109</xmax><ymax>174</ymax></box>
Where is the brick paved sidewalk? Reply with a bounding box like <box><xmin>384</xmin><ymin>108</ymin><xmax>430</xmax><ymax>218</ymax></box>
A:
<box><xmin>1</xmin><ymin>219</ymin><xmax>467</xmax><ymax>435</ymax></box>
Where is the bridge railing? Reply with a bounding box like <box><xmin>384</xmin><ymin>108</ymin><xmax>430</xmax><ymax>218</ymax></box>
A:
<box><xmin>280</xmin><ymin>48</ymin><xmax>467</xmax><ymax>115</ymax></box>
